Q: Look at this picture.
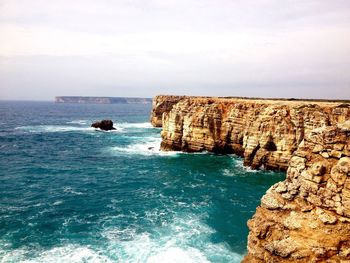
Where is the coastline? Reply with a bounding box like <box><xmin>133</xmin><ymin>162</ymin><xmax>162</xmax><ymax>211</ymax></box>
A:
<box><xmin>151</xmin><ymin>95</ymin><xmax>350</xmax><ymax>262</ymax></box>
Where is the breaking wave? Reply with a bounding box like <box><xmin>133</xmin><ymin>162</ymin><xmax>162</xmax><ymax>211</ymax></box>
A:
<box><xmin>116</xmin><ymin>122</ymin><xmax>154</xmax><ymax>129</ymax></box>
<box><xmin>15</xmin><ymin>122</ymin><xmax>155</xmax><ymax>134</ymax></box>
<box><xmin>65</xmin><ymin>120</ymin><xmax>89</xmax><ymax>125</ymax></box>
<box><xmin>100</xmin><ymin>213</ymin><xmax>243</xmax><ymax>262</ymax></box>
<box><xmin>0</xmin><ymin>245</ymin><xmax>112</xmax><ymax>263</ymax></box>
<box><xmin>0</xmin><ymin>214</ymin><xmax>242</xmax><ymax>263</ymax></box>
<box><xmin>15</xmin><ymin>125</ymin><xmax>95</xmax><ymax>133</ymax></box>
<box><xmin>108</xmin><ymin>137</ymin><xmax>179</xmax><ymax>156</ymax></box>
<box><xmin>0</xmin><ymin>213</ymin><xmax>243</xmax><ymax>263</ymax></box>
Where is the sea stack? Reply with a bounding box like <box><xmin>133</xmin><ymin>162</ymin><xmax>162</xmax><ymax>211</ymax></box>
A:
<box><xmin>91</xmin><ymin>120</ymin><xmax>116</xmax><ymax>131</ymax></box>
<box><xmin>151</xmin><ymin>95</ymin><xmax>350</xmax><ymax>262</ymax></box>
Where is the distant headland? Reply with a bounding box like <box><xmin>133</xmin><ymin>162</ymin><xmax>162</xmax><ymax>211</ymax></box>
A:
<box><xmin>55</xmin><ymin>96</ymin><xmax>152</xmax><ymax>104</ymax></box>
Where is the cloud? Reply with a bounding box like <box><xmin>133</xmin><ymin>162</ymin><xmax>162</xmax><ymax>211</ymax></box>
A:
<box><xmin>0</xmin><ymin>0</ymin><xmax>349</xmax><ymax>100</ymax></box>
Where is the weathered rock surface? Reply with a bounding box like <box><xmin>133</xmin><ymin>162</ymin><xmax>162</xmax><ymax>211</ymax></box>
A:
<box><xmin>243</xmin><ymin>126</ymin><xmax>350</xmax><ymax>262</ymax></box>
<box><xmin>150</xmin><ymin>95</ymin><xmax>185</xmax><ymax>127</ymax></box>
<box><xmin>156</xmin><ymin>96</ymin><xmax>350</xmax><ymax>171</ymax></box>
<box><xmin>151</xmin><ymin>95</ymin><xmax>350</xmax><ymax>262</ymax></box>
<box><xmin>91</xmin><ymin>119</ymin><xmax>116</xmax><ymax>130</ymax></box>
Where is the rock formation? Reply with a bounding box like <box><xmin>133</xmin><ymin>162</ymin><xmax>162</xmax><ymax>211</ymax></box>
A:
<box><xmin>151</xmin><ymin>95</ymin><xmax>350</xmax><ymax>262</ymax></box>
<box><xmin>91</xmin><ymin>120</ymin><xmax>116</xmax><ymax>131</ymax></box>
<box><xmin>150</xmin><ymin>95</ymin><xmax>185</xmax><ymax>127</ymax></box>
<box><xmin>244</xmin><ymin>122</ymin><xmax>350</xmax><ymax>262</ymax></box>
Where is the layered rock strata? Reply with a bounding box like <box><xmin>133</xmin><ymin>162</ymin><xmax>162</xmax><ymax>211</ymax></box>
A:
<box><xmin>150</xmin><ymin>95</ymin><xmax>185</xmax><ymax>127</ymax></box>
<box><xmin>157</xmin><ymin>96</ymin><xmax>349</xmax><ymax>171</ymax></box>
<box><xmin>151</xmin><ymin>95</ymin><xmax>350</xmax><ymax>262</ymax></box>
<box><xmin>243</xmin><ymin>122</ymin><xmax>350</xmax><ymax>262</ymax></box>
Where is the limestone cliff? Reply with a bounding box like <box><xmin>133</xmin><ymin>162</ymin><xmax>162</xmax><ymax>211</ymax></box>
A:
<box><xmin>150</xmin><ymin>95</ymin><xmax>185</xmax><ymax>127</ymax></box>
<box><xmin>157</xmin><ymin>96</ymin><xmax>349</xmax><ymax>171</ymax></box>
<box><xmin>151</xmin><ymin>95</ymin><xmax>350</xmax><ymax>262</ymax></box>
<box><xmin>244</xmin><ymin>122</ymin><xmax>350</xmax><ymax>262</ymax></box>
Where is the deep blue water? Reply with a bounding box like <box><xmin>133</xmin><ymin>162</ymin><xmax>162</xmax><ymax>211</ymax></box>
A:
<box><xmin>0</xmin><ymin>101</ymin><xmax>285</xmax><ymax>263</ymax></box>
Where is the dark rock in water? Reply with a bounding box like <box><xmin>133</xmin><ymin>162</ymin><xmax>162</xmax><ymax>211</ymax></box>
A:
<box><xmin>91</xmin><ymin>120</ymin><xmax>116</xmax><ymax>131</ymax></box>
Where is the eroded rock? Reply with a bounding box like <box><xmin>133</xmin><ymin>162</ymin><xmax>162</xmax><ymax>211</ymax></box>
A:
<box><xmin>150</xmin><ymin>95</ymin><xmax>350</xmax><ymax>262</ymax></box>
<box><xmin>244</xmin><ymin>123</ymin><xmax>350</xmax><ymax>262</ymax></box>
<box><xmin>91</xmin><ymin>119</ymin><xmax>116</xmax><ymax>130</ymax></box>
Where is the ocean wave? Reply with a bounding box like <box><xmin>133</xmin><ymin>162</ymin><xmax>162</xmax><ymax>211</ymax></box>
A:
<box><xmin>62</xmin><ymin>187</ymin><xmax>83</xmax><ymax>196</ymax></box>
<box><xmin>15</xmin><ymin>125</ymin><xmax>95</xmax><ymax>133</ymax></box>
<box><xmin>147</xmin><ymin>247</ymin><xmax>210</xmax><ymax>263</ymax></box>
<box><xmin>14</xmin><ymin>122</ymin><xmax>155</xmax><ymax>134</ymax></box>
<box><xmin>14</xmin><ymin>125</ymin><xmax>126</xmax><ymax>134</ymax></box>
<box><xmin>52</xmin><ymin>200</ymin><xmax>63</xmax><ymax>206</ymax></box>
<box><xmin>0</xmin><ymin>212</ymin><xmax>243</xmax><ymax>263</ymax></box>
<box><xmin>65</xmin><ymin>120</ymin><xmax>89</xmax><ymax>125</ymax></box>
<box><xmin>108</xmin><ymin>137</ymin><xmax>179</xmax><ymax>156</ymax></box>
<box><xmin>115</xmin><ymin>122</ymin><xmax>154</xmax><ymax>129</ymax></box>
<box><xmin>101</xmin><ymin>213</ymin><xmax>243</xmax><ymax>263</ymax></box>
<box><xmin>0</xmin><ymin>245</ymin><xmax>113</xmax><ymax>263</ymax></box>
<box><xmin>232</xmin><ymin>159</ymin><xmax>259</xmax><ymax>173</ymax></box>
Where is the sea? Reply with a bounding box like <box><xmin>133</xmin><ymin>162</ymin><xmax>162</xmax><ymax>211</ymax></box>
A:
<box><xmin>0</xmin><ymin>101</ymin><xmax>285</xmax><ymax>263</ymax></box>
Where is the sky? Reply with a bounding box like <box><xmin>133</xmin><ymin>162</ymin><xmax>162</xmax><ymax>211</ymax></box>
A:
<box><xmin>0</xmin><ymin>0</ymin><xmax>350</xmax><ymax>100</ymax></box>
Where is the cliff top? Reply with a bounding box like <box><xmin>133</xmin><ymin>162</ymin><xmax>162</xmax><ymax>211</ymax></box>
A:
<box><xmin>155</xmin><ymin>95</ymin><xmax>350</xmax><ymax>106</ymax></box>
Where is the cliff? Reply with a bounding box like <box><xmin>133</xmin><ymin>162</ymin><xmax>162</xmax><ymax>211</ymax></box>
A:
<box><xmin>151</xmin><ymin>95</ymin><xmax>350</xmax><ymax>262</ymax></box>
<box><xmin>55</xmin><ymin>96</ymin><xmax>152</xmax><ymax>104</ymax></box>
<box><xmin>158</xmin><ymin>96</ymin><xmax>350</xmax><ymax>171</ymax></box>
<box><xmin>244</xmin><ymin>122</ymin><xmax>350</xmax><ymax>262</ymax></box>
<box><xmin>150</xmin><ymin>95</ymin><xmax>185</xmax><ymax>127</ymax></box>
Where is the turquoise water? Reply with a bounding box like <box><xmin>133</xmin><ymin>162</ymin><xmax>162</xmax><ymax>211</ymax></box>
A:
<box><xmin>0</xmin><ymin>102</ymin><xmax>284</xmax><ymax>263</ymax></box>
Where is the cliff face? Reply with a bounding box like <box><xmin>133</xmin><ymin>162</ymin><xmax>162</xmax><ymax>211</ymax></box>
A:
<box><xmin>244</xmin><ymin>122</ymin><xmax>350</xmax><ymax>262</ymax></box>
<box><xmin>150</xmin><ymin>95</ymin><xmax>185</xmax><ymax>127</ymax></box>
<box><xmin>151</xmin><ymin>95</ymin><xmax>350</xmax><ymax>262</ymax></box>
<box><xmin>159</xmin><ymin>96</ymin><xmax>349</xmax><ymax>171</ymax></box>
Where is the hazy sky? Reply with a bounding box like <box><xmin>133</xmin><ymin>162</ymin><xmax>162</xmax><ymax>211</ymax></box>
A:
<box><xmin>0</xmin><ymin>0</ymin><xmax>350</xmax><ymax>100</ymax></box>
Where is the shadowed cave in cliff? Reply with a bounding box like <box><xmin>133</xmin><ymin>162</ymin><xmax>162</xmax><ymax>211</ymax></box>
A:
<box><xmin>264</xmin><ymin>140</ymin><xmax>277</xmax><ymax>151</ymax></box>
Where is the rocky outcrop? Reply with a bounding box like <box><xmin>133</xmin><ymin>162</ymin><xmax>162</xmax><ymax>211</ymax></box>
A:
<box><xmin>151</xmin><ymin>95</ymin><xmax>350</xmax><ymax>262</ymax></box>
<box><xmin>150</xmin><ymin>95</ymin><xmax>185</xmax><ymax>127</ymax></box>
<box><xmin>243</xmin><ymin>122</ymin><xmax>350</xmax><ymax>262</ymax></box>
<box><xmin>91</xmin><ymin>120</ymin><xmax>116</xmax><ymax>130</ymax></box>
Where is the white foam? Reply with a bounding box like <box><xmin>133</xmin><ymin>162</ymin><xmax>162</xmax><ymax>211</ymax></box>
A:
<box><xmin>92</xmin><ymin>128</ymin><xmax>121</xmax><ymax>133</ymax></box>
<box><xmin>102</xmin><ymin>227</ymin><xmax>137</xmax><ymax>242</ymax></box>
<box><xmin>222</xmin><ymin>168</ymin><xmax>235</xmax><ymax>177</ymax></box>
<box><xmin>0</xmin><ymin>245</ymin><xmax>113</xmax><ymax>263</ymax></box>
<box><xmin>0</xmin><ymin>213</ymin><xmax>243</xmax><ymax>263</ymax></box>
<box><xmin>115</xmin><ymin>122</ymin><xmax>154</xmax><ymax>129</ymax></box>
<box><xmin>15</xmin><ymin>122</ymin><xmax>154</xmax><ymax>134</ymax></box>
<box><xmin>232</xmin><ymin>158</ymin><xmax>259</xmax><ymax>173</ymax></box>
<box><xmin>15</xmin><ymin>125</ymin><xmax>95</xmax><ymax>133</ymax></box>
<box><xmin>101</xmin><ymin>213</ymin><xmax>243</xmax><ymax>263</ymax></box>
<box><xmin>63</xmin><ymin>187</ymin><xmax>83</xmax><ymax>195</ymax></box>
<box><xmin>109</xmin><ymin>137</ymin><xmax>179</xmax><ymax>156</ymax></box>
<box><xmin>147</xmin><ymin>247</ymin><xmax>210</xmax><ymax>263</ymax></box>
<box><xmin>220</xmin><ymin>158</ymin><xmax>257</xmax><ymax>177</ymax></box>
<box><xmin>0</xmin><ymin>246</ymin><xmax>27</xmax><ymax>263</ymax></box>
<box><xmin>102</xmin><ymin>229</ymin><xmax>212</xmax><ymax>263</ymax></box>
<box><xmin>66</xmin><ymin>120</ymin><xmax>88</xmax><ymax>125</ymax></box>
<box><xmin>52</xmin><ymin>201</ymin><xmax>63</xmax><ymax>206</ymax></box>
